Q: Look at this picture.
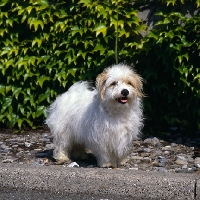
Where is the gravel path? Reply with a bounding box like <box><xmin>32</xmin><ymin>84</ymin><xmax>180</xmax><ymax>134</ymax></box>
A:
<box><xmin>0</xmin><ymin>128</ymin><xmax>200</xmax><ymax>174</ymax></box>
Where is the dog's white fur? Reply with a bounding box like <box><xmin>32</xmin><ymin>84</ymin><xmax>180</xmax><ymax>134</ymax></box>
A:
<box><xmin>46</xmin><ymin>63</ymin><xmax>143</xmax><ymax>167</ymax></box>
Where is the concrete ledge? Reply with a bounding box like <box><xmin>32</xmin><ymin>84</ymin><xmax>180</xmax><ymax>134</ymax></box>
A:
<box><xmin>0</xmin><ymin>163</ymin><xmax>198</xmax><ymax>199</ymax></box>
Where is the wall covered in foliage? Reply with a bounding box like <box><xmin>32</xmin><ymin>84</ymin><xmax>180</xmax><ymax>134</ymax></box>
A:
<box><xmin>0</xmin><ymin>0</ymin><xmax>199</xmax><ymax>130</ymax></box>
<box><xmin>135</xmin><ymin>0</ymin><xmax>200</xmax><ymax>130</ymax></box>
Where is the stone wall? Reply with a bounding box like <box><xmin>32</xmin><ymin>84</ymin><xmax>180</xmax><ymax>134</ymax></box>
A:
<box><xmin>135</xmin><ymin>1</ymin><xmax>200</xmax><ymax>35</ymax></box>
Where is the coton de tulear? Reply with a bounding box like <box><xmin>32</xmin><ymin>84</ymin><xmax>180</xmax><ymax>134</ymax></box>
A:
<box><xmin>46</xmin><ymin>63</ymin><xmax>144</xmax><ymax>167</ymax></box>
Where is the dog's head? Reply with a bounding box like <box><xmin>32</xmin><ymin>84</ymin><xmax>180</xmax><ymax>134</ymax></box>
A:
<box><xmin>96</xmin><ymin>64</ymin><xmax>144</xmax><ymax>105</ymax></box>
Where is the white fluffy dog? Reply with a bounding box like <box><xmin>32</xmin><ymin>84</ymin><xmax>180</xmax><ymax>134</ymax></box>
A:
<box><xmin>46</xmin><ymin>63</ymin><xmax>144</xmax><ymax>167</ymax></box>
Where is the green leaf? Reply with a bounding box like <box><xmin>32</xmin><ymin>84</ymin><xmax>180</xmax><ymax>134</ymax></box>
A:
<box><xmin>197</xmin><ymin>0</ymin><xmax>200</xmax><ymax>7</ymax></box>
<box><xmin>93</xmin><ymin>24</ymin><xmax>107</xmax><ymax>37</ymax></box>
<box><xmin>118</xmin><ymin>29</ymin><xmax>130</xmax><ymax>37</ymax></box>
<box><xmin>71</xmin><ymin>25</ymin><xmax>83</xmax><ymax>36</ymax></box>
<box><xmin>78</xmin><ymin>0</ymin><xmax>92</xmax><ymax>6</ymax></box>
<box><xmin>55</xmin><ymin>21</ymin><xmax>65</xmax><ymax>30</ymax></box>
<box><xmin>21</xmin><ymin>15</ymin><xmax>27</xmax><ymax>23</ymax></box>
<box><xmin>107</xmin><ymin>50</ymin><xmax>115</xmax><ymax>56</ymax></box>
<box><xmin>17</xmin><ymin>119</ymin><xmax>24</xmax><ymax>129</ymax></box>
<box><xmin>18</xmin><ymin>105</ymin><xmax>25</xmax><ymax>115</ymax></box>
<box><xmin>27</xmin><ymin>6</ymin><xmax>34</xmax><ymax>14</ymax></box>
<box><xmin>147</xmin><ymin>30</ymin><xmax>158</xmax><ymax>40</ymax></box>
<box><xmin>1</xmin><ymin>97</ymin><xmax>12</xmax><ymax>113</ymax></box>
<box><xmin>27</xmin><ymin>56</ymin><xmax>37</xmax><ymax>66</ymax></box>
<box><xmin>5</xmin><ymin>59</ymin><xmax>14</xmax><ymax>68</ymax></box>
<box><xmin>6</xmin><ymin>19</ymin><xmax>14</xmax><ymax>27</ymax></box>
<box><xmin>12</xmin><ymin>87</ymin><xmax>22</xmax><ymax>100</ymax></box>
<box><xmin>194</xmin><ymin>73</ymin><xmax>200</xmax><ymax>80</ymax></box>
<box><xmin>110</xmin><ymin>17</ymin><xmax>118</xmax><ymax>30</ymax></box>
<box><xmin>35</xmin><ymin>106</ymin><xmax>45</xmax><ymax>117</ymax></box>
<box><xmin>18</xmin><ymin>9</ymin><xmax>24</xmax><ymax>15</ymax></box>
<box><xmin>41</xmin><ymin>55</ymin><xmax>50</xmax><ymax>64</ymax></box>
<box><xmin>38</xmin><ymin>93</ymin><xmax>46</xmax><ymax>103</ymax></box>
<box><xmin>36</xmin><ymin>0</ymin><xmax>49</xmax><ymax>7</ymax></box>
<box><xmin>30</xmin><ymin>19</ymin><xmax>44</xmax><ymax>31</ymax></box>
<box><xmin>0</xmin><ymin>85</ymin><xmax>6</xmax><ymax>96</ymax></box>
<box><xmin>178</xmin><ymin>55</ymin><xmax>183</xmax><ymax>64</ymax></box>
<box><xmin>32</xmin><ymin>38</ymin><xmax>42</xmax><ymax>48</ymax></box>
<box><xmin>94</xmin><ymin>44</ymin><xmax>105</xmax><ymax>55</ymax></box>
<box><xmin>37</xmin><ymin>75</ymin><xmax>50</xmax><ymax>87</ymax></box>
<box><xmin>0</xmin><ymin>0</ymin><xmax>9</xmax><ymax>6</ymax></box>
<box><xmin>17</xmin><ymin>58</ymin><xmax>28</xmax><ymax>69</ymax></box>
<box><xmin>177</xmin><ymin>53</ymin><xmax>188</xmax><ymax>64</ymax></box>
<box><xmin>68</xmin><ymin>68</ymin><xmax>77</xmax><ymax>77</ymax></box>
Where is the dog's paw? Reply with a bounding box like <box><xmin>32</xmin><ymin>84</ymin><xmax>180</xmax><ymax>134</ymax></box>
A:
<box><xmin>119</xmin><ymin>158</ymin><xmax>128</xmax><ymax>166</ymax></box>
<box><xmin>54</xmin><ymin>159</ymin><xmax>70</xmax><ymax>165</ymax></box>
<box><xmin>53</xmin><ymin>152</ymin><xmax>70</xmax><ymax>165</ymax></box>
<box><xmin>99</xmin><ymin>162</ymin><xmax>113</xmax><ymax>168</ymax></box>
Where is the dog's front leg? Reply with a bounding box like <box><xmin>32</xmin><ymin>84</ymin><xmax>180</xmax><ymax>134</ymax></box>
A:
<box><xmin>53</xmin><ymin>149</ymin><xmax>70</xmax><ymax>165</ymax></box>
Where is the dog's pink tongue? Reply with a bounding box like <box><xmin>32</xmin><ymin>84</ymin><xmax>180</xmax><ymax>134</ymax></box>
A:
<box><xmin>121</xmin><ymin>99</ymin><xmax>127</xmax><ymax>103</ymax></box>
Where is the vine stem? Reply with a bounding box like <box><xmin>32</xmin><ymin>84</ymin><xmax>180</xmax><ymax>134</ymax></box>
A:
<box><xmin>115</xmin><ymin>1</ymin><xmax>118</xmax><ymax>65</ymax></box>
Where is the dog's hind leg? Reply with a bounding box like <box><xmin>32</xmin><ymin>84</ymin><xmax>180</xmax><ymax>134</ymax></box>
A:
<box><xmin>53</xmin><ymin>132</ymin><xmax>71</xmax><ymax>165</ymax></box>
<box><xmin>95</xmin><ymin>151</ymin><xmax>116</xmax><ymax>168</ymax></box>
<box><xmin>71</xmin><ymin>144</ymin><xmax>88</xmax><ymax>160</ymax></box>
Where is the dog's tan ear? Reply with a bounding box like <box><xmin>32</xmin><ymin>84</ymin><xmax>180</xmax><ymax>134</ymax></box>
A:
<box><xmin>96</xmin><ymin>70</ymin><xmax>108</xmax><ymax>100</ymax></box>
<box><xmin>131</xmin><ymin>73</ymin><xmax>145</xmax><ymax>98</ymax></box>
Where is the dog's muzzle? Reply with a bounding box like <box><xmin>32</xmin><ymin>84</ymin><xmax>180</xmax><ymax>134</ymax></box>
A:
<box><xmin>117</xmin><ymin>89</ymin><xmax>129</xmax><ymax>104</ymax></box>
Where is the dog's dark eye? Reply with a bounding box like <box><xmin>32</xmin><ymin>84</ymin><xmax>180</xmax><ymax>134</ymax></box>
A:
<box><xmin>127</xmin><ymin>81</ymin><xmax>133</xmax><ymax>86</ymax></box>
<box><xmin>110</xmin><ymin>81</ymin><xmax>117</xmax><ymax>86</ymax></box>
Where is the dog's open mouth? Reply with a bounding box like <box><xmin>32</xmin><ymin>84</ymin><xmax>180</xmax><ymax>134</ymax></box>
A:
<box><xmin>117</xmin><ymin>97</ymin><xmax>128</xmax><ymax>104</ymax></box>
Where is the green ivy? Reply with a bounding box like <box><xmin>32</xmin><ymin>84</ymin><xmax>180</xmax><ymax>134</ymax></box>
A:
<box><xmin>0</xmin><ymin>0</ymin><xmax>199</xmax><ymax>130</ymax></box>
<box><xmin>135</xmin><ymin>0</ymin><xmax>200</xmax><ymax>130</ymax></box>
<box><xmin>0</xmin><ymin>0</ymin><xmax>145</xmax><ymax>128</ymax></box>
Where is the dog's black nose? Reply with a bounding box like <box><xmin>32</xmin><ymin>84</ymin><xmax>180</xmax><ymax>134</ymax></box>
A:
<box><xmin>121</xmin><ymin>89</ymin><xmax>129</xmax><ymax>96</ymax></box>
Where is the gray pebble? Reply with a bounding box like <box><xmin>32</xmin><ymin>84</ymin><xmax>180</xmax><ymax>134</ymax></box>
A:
<box><xmin>182</xmin><ymin>165</ymin><xmax>188</xmax><ymax>169</ymax></box>
<box><xmin>171</xmin><ymin>143</ymin><xmax>177</xmax><ymax>147</ymax></box>
<box><xmin>24</xmin><ymin>142</ymin><xmax>31</xmax><ymax>147</ymax></box>
<box><xmin>195</xmin><ymin>157</ymin><xmax>200</xmax><ymax>168</ymax></box>
<box><xmin>42</xmin><ymin>133</ymin><xmax>49</xmax><ymax>137</ymax></box>
<box><xmin>32</xmin><ymin>158</ymin><xmax>48</xmax><ymax>166</ymax></box>
<box><xmin>18</xmin><ymin>142</ymin><xmax>25</xmax><ymax>146</ymax></box>
<box><xmin>67</xmin><ymin>162</ymin><xmax>79</xmax><ymax>168</ymax></box>
<box><xmin>144</xmin><ymin>137</ymin><xmax>161</xmax><ymax>147</ymax></box>
<box><xmin>45</xmin><ymin>143</ymin><xmax>54</xmax><ymax>149</ymax></box>
<box><xmin>130</xmin><ymin>153</ymin><xmax>138</xmax><ymax>156</ymax></box>
<box><xmin>143</xmin><ymin>148</ymin><xmax>151</xmax><ymax>153</ymax></box>
<box><xmin>1</xmin><ymin>144</ymin><xmax>9</xmax><ymax>149</ymax></box>
<box><xmin>132</xmin><ymin>156</ymin><xmax>143</xmax><ymax>160</ymax></box>
<box><xmin>2</xmin><ymin>158</ymin><xmax>14</xmax><ymax>163</ymax></box>
<box><xmin>163</xmin><ymin>151</ymin><xmax>170</xmax><ymax>155</ymax></box>
<box><xmin>162</xmin><ymin>146</ymin><xmax>172</xmax><ymax>151</ymax></box>
<box><xmin>12</xmin><ymin>145</ymin><xmax>19</xmax><ymax>148</ymax></box>
<box><xmin>141</xmin><ymin>157</ymin><xmax>151</xmax><ymax>163</ymax></box>
<box><xmin>175</xmin><ymin>168</ymin><xmax>196</xmax><ymax>173</ymax></box>
<box><xmin>175</xmin><ymin>155</ymin><xmax>188</xmax><ymax>165</ymax></box>
<box><xmin>34</xmin><ymin>148</ymin><xmax>43</xmax><ymax>151</ymax></box>
<box><xmin>158</xmin><ymin>168</ymin><xmax>168</xmax><ymax>173</ymax></box>
<box><xmin>188</xmin><ymin>167</ymin><xmax>196</xmax><ymax>173</ymax></box>
<box><xmin>158</xmin><ymin>162</ymin><xmax>166</xmax><ymax>167</ymax></box>
<box><xmin>154</xmin><ymin>150</ymin><xmax>162</xmax><ymax>156</ymax></box>
<box><xmin>158</xmin><ymin>156</ymin><xmax>165</xmax><ymax>159</ymax></box>
<box><xmin>2</xmin><ymin>148</ymin><xmax>12</xmax><ymax>153</ymax></box>
<box><xmin>129</xmin><ymin>167</ymin><xmax>139</xmax><ymax>170</ymax></box>
<box><xmin>43</xmin><ymin>138</ymin><xmax>50</xmax><ymax>142</ymax></box>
